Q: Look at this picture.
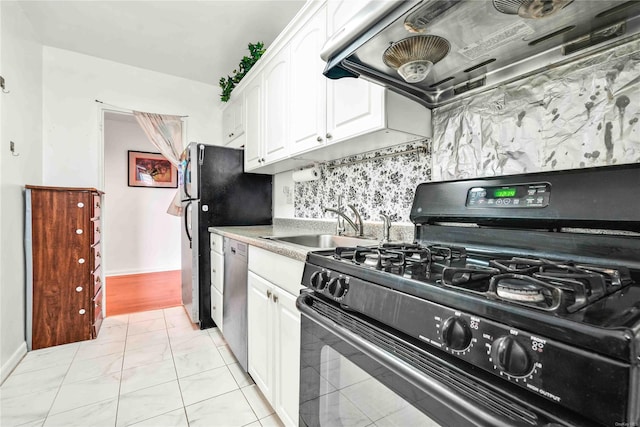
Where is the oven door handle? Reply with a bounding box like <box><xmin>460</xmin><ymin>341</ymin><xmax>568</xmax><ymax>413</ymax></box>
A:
<box><xmin>297</xmin><ymin>295</ymin><xmax>535</xmax><ymax>427</ymax></box>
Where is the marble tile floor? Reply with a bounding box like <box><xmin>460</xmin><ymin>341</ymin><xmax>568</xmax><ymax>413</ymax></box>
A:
<box><xmin>0</xmin><ymin>306</ymin><xmax>284</xmax><ymax>427</ymax></box>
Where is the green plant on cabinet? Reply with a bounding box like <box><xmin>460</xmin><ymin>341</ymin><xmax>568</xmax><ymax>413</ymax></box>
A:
<box><xmin>219</xmin><ymin>42</ymin><xmax>266</xmax><ymax>102</ymax></box>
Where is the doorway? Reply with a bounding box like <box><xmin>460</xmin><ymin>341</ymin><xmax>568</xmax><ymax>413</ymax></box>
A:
<box><xmin>102</xmin><ymin>111</ymin><xmax>182</xmax><ymax>315</ymax></box>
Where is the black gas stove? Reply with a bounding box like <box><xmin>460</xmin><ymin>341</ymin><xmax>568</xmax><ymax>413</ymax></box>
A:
<box><xmin>297</xmin><ymin>164</ymin><xmax>640</xmax><ymax>427</ymax></box>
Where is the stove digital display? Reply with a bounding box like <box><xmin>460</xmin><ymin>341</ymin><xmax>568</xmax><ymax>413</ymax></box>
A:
<box><xmin>466</xmin><ymin>182</ymin><xmax>551</xmax><ymax>208</ymax></box>
<box><xmin>493</xmin><ymin>188</ymin><xmax>516</xmax><ymax>198</ymax></box>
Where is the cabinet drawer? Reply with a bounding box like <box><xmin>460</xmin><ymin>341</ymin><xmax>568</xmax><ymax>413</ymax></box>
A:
<box><xmin>211</xmin><ymin>233</ymin><xmax>224</xmax><ymax>254</ymax></box>
<box><xmin>92</xmin><ymin>220</ymin><xmax>101</xmax><ymax>244</ymax></box>
<box><xmin>92</xmin><ymin>194</ymin><xmax>101</xmax><ymax>219</ymax></box>
<box><xmin>93</xmin><ymin>266</ymin><xmax>102</xmax><ymax>295</ymax></box>
<box><xmin>92</xmin><ymin>286</ymin><xmax>104</xmax><ymax>338</ymax></box>
<box><xmin>248</xmin><ymin>246</ymin><xmax>304</xmax><ymax>296</ymax></box>
<box><xmin>211</xmin><ymin>286</ymin><xmax>223</xmax><ymax>332</ymax></box>
<box><xmin>211</xmin><ymin>252</ymin><xmax>224</xmax><ymax>293</ymax></box>
<box><xmin>92</xmin><ymin>243</ymin><xmax>102</xmax><ymax>271</ymax></box>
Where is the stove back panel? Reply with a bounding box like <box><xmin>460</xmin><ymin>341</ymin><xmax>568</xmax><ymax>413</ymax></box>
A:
<box><xmin>410</xmin><ymin>163</ymin><xmax>640</xmax><ymax>231</ymax></box>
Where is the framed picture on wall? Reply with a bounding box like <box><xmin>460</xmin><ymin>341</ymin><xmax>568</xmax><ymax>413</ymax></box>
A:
<box><xmin>128</xmin><ymin>150</ymin><xmax>178</xmax><ymax>188</ymax></box>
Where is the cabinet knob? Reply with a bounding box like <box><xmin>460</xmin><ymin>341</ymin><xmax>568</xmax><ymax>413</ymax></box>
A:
<box><xmin>78</xmin><ymin>258</ymin><xmax>85</xmax><ymax>264</ymax></box>
<box><xmin>267</xmin><ymin>290</ymin><xmax>272</xmax><ymax>298</ymax></box>
<box><xmin>96</xmin><ymin>226</ymin><xmax>101</xmax><ymax>233</ymax></box>
<box><xmin>76</xmin><ymin>286</ymin><xmax>83</xmax><ymax>292</ymax></box>
<box><xmin>326</xmin><ymin>133</ymin><xmax>333</xmax><ymax>139</ymax></box>
<box><xmin>317</xmin><ymin>136</ymin><xmax>323</xmax><ymax>142</ymax></box>
<box><xmin>79</xmin><ymin>309</ymin><xmax>86</xmax><ymax>315</ymax></box>
<box><xmin>229</xmin><ymin>133</ymin><xmax>234</xmax><ymax>138</ymax></box>
<box><xmin>77</xmin><ymin>202</ymin><xmax>85</xmax><ymax>208</ymax></box>
<box><xmin>273</xmin><ymin>294</ymin><xmax>279</xmax><ymax>303</ymax></box>
<box><xmin>76</xmin><ymin>229</ymin><xmax>83</xmax><ymax>234</ymax></box>
<box><xmin>96</xmin><ymin>252</ymin><xmax>101</xmax><ymax>258</ymax></box>
<box><xmin>96</xmin><ymin>201</ymin><xmax>101</xmax><ymax>208</ymax></box>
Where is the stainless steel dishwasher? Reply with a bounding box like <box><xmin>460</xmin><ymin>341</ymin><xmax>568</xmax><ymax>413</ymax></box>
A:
<box><xmin>223</xmin><ymin>238</ymin><xmax>248</xmax><ymax>371</ymax></box>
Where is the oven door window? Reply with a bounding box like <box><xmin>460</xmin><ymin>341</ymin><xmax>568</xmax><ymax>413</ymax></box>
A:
<box><xmin>301</xmin><ymin>344</ymin><xmax>440</xmax><ymax>427</ymax></box>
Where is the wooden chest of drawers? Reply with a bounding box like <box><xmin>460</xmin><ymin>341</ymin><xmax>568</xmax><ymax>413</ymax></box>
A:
<box><xmin>25</xmin><ymin>186</ymin><xmax>104</xmax><ymax>350</ymax></box>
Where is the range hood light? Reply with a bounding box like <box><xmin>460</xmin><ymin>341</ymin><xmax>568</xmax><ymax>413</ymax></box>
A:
<box><xmin>493</xmin><ymin>0</ymin><xmax>574</xmax><ymax>19</ymax></box>
<box><xmin>382</xmin><ymin>35</ymin><xmax>450</xmax><ymax>84</ymax></box>
<box><xmin>397</xmin><ymin>60</ymin><xmax>434</xmax><ymax>83</ymax></box>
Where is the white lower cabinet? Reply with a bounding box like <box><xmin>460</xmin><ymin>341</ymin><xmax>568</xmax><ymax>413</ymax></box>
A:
<box><xmin>248</xmin><ymin>246</ymin><xmax>304</xmax><ymax>427</ymax></box>
<box><xmin>210</xmin><ymin>233</ymin><xmax>224</xmax><ymax>331</ymax></box>
<box><xmin>211</xmin><ymin>286</ymin><xmax>223</xmax><ymax>332</ymax></box>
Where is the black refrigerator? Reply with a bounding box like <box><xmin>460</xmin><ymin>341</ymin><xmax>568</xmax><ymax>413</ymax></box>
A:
<box><xmin>180</xmin><ymin>143</ymin><xmax>272</xmax><ymax>329</ymax></box>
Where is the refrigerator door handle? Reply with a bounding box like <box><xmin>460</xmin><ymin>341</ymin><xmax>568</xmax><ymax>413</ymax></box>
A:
<box><xmin>184</xmin><ymin>201</ymin><xmax>193</xmax><ymax>248</ymax></box>
<box><xmin>183</xmin><ymin>158</ymin><xmax>192</xmax><ymax>199</ymax></box>
<box><xmin>198</xmin><ymin>144</ymin><xmax>205</xmax><ymax>165</ymax></box>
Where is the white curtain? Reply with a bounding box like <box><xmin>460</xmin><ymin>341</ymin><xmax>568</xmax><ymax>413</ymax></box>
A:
<box><xmin>133</xmin><ymin>111</ymin><xmax>184</xmax><ymax>216</ymax></box>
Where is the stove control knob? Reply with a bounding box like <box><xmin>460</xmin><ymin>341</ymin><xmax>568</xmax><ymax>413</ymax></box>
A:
<box><xmin>441</xmin><ymin>317</ymin><xmax>472</xmax><ymax>350</ymax></box>
<box><xmin>490</xmin><ymin>336</ymin><xmax>532</xmax><ymax>377</ymax></box>
<box><xmin>310</xmin><ymin>271</ymin><xmax>329</xmax><ymax>290</ymax></box>
<box><xmin>328</xmin><ymin>277</ymin><xmax>348</xmax><ymax>299</ymax></box>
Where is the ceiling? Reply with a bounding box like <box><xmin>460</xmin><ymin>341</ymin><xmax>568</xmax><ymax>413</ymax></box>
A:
<box><xmin>18</xmin><ymin>0</ymin><xmax>306</xmax><ymax>86</ymax></box>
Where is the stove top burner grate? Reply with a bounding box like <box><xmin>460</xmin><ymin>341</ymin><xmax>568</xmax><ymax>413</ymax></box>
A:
<box><xmin>330</xmin><ymin>244</ymin><xmax>634</xmax><ymax>314</ymax></box>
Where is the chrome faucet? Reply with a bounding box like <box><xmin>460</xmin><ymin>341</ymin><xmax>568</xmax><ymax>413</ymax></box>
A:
<box><xmin>323</xmin><ymin>196</ymin><xmax>364</xmax><ymax>236</ymax></box>
<box><xmin>379</xmin><ymin>213</ymin><xmax>391</xmax><ymax>244</ymax></box>
<box><xmin>324</xmin><ymin>208</ymin><xmax>359</xmax><ymax>236</ymax></box>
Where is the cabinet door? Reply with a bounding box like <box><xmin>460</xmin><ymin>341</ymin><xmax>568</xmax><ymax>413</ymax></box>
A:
<box><xmin>274</xmin><ymin>289</ymin><xmax>301</xmax><ymax>427</ymax></box>
<box><xmin>326</xmin><ymin>0</ymin><xmax>385</xmax><ymax>144</ymax></box>
<box><xmin>223</xmin><ymin>96</ymin><xmax>245</xmax><ymax>145</ymax></box>
<box><xmin>244</xmin><ymin>75</ymin><xmax>263</xmax><ymax>170</ymax></box>
<box><xmin>289</xmin><ymin>6</ymin><xmax>327</xmax><ymax>156</ymax></box>
<box><xmin>211</xmin><ymin>286</ymin><xmax>224</xmax><ymax>332</ymax></box>
<box><xmin>262</xmin><ymin>46</ymin><xmax>290</xmax><ymax>164</ymax></box>
<box><xmin>326</xmin><ymin>75</ymin><xmax>385</xmax><ymax>145</ymax></box>
<box><xmin>247</xmin><ymin>271</ymin><xmax>275</xmax><ymax>403</ymax></box>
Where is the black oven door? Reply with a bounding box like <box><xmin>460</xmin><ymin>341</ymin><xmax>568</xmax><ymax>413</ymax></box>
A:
<box><xmin>297</xmin><ymin>292</ymin><xmax>597</xmax><ymax>427</ymax></box>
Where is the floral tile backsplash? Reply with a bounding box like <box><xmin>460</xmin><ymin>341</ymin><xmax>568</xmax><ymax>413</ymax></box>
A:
<box><xmin>294</xmin><ymin>141</ymin><xmax>432</xmax><ymax>223</ymax></box>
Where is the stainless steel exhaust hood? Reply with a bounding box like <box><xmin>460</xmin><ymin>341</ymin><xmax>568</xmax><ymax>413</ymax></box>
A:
<box><xmin>321</xmin><ymin>0</ymin><xmax>640</xmax><ymax>108</ymax></box>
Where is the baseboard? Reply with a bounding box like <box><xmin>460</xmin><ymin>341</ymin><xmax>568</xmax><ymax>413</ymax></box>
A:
<box><xmin>1</xmin><ymin>341</ymin><xmax>27</xmax><ymax>385</ymax></box>
<box><xmin>107</xmin><ymin>268</ymin><xmax>180</xmax><ymax>277</ymax></box>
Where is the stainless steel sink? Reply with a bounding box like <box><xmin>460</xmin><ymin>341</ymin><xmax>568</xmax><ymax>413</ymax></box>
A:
<box><xmin>265</xmin><ymin>234</ymin><xmax>377</xmax><ymax>249</ymax></box>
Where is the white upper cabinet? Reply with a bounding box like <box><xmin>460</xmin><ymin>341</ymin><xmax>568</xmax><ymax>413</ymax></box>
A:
<box><xmin>236</xmin><ymin>0</ymin><xmax>431</xmax><ymax>173</ymax></box>
<box><xmin>262</xmin><ymin>46</ymin><xmax>291</xmax><ymax>164</ymax></box>
<box><xmin>290</xmin><ymin>6</ymin><xmax>328</xmax><ymax>155</ymax></box>
<box><xmin>326</xmin><ymin>0</ymin><xmax>365</xmax><ymax>36</ymax></box>
<box><xmin>222</xmin><ymin>95</ymin><xmax>244</xmax><ymax>147</ymax></box>
<box><xmin>243</xmin><ymin>73</ymin><xmax>263</xmax><ymax>170</ymax></box>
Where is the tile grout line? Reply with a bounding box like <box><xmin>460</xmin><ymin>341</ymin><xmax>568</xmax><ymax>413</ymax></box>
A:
<box><xmin>40</xmin><ymin>342</ymin><xmax>82</xmax><ymax>426</ymax></box>
<box><xmin>113</xmin><ymin>316</ymin><xmax>130</xmax><ymax>427</ymax></box>
<box><xmin>165</xmin><ymin>309</ymin><xmax>192</xmax><ymax>426</ymax></box>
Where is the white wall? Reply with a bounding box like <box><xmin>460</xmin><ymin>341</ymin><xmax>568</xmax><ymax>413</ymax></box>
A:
<box><xmin>104</xmin><ymin>114</ymin><xmax>180</xmax><ymax>275</ymax></box>
<box><xmin>0</xmin><ymin>1</ymin><xmax>43</xmax><ymax>382</ymax></box>
<box><xmin>42</xmin><ymin>46</ymin><xmax>221</xmax><ymax>190</ymax></box>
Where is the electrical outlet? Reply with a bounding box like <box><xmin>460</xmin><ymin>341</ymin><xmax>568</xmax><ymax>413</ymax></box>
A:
<box><xmin>283</xmin><ymin>185</ymin><xmax>293</xmax><ymax>204</ymax></box>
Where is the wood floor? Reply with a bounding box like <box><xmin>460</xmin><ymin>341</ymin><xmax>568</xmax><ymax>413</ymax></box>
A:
<box><xmin>106</xmin><ymin>270</ymin><xmax>182</xmax><ymax>316</ymax></box>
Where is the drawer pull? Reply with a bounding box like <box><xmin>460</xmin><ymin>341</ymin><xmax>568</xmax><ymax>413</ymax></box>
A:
<box><xmin>273</xmin><ymin>294</ymin><xmax>279</xmax><ymax>303</ymax></box>
<box><xmin>96</xmin><ymin>226</ymin><xmax>101</xmax><ymax>233</ymax></box>
<box><xmin>96</xmin><ymin>252</ymin><xmax>101</xmax><ymax>258</ymax></box>
<box><xmin>78</xmin><ymin>258</ymin><xmax>85</xmax><ymax>264</ymax></box>
<box><xmin>96</xmin><ymin>201</ymin><xmax>101</xmax><ymax>208</ymax></box>
<box><xmin>77</xmin><ymin>202</ymin><xmax>85</xmax><ymax>208</ymax></box>
<box><xmin>267</xmin><ymin>290</ymin><xmax>272</xmax><ymax>298</ymax></box>
<box><xmin>79</xmin><ymin>309</ymin><xmax>86</xmax><ymax>315</ymax></box>
<box><xmin>76</xmin><ymin>286</ymin><xmax>83</xmax><ymax>292</ymax></box>
<box><xmin>96</xmin><ymin>276</ymin><xmax>102</xmax><ymax>283</ymax></box>
<box><xmin>76</xmin><ymin>229</ymin><xmax>83</xmax><ymax>234</ymax></box>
